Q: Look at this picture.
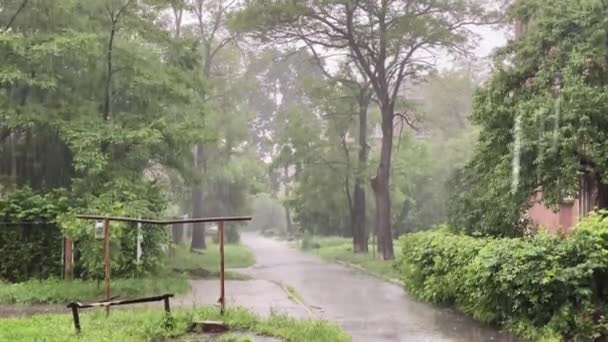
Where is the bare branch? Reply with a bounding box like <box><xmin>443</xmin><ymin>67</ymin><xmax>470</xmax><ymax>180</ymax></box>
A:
<box><xmin>3</xmin><ymin>0</ymin><xmax>29</xmax><ymax>32</ymax></box>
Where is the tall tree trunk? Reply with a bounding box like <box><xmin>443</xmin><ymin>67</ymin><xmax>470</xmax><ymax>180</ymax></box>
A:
<box><xmin>597</xmin><ymin>179</ymin><xmax>608</xmax><ymax>209</ymax></box>
<box><xmin>9</xmin><ymin>131</ymin><xmax>17</xmax><ymax>182</ymax></box>
<box><xmin>283</xmin><ymin>164</ymin><xmax>292</xmax><ymax>233</ymax></box>
<box><xmin>190</xmin><ymin>39</ymin><xmax>212</xmax><ymax>250</ymax></box>
<box><xmin>352</xmin><ymin>91</ymin><xmax>370</xmax><ymax>253</ymax></box>
<box><xmin>372</xmin><ymin>106</ymin><xmax>395</xmax><ymax>260</ymax></box>
<box><xmin>190</xmin><ymin>145</ymin><xmax>206</xmax><ymax>250</ymax></box>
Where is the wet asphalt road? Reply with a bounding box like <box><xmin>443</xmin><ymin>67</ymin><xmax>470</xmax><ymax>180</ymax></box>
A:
<box><xmin>234</xmin><ymin>233</ymin><xmax>518</xmax><ymax>342</ymax></box>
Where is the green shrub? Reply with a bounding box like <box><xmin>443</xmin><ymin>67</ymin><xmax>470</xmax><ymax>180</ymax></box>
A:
<box><xmin>397</xmin><ymin>226</ymin><xmax>488</xmax><ymax>304</ymax></box>
<box><xmin>1</xmin><ymin>184</ymin><xmax>170</xmax><ymax>283</ymax></box>
<box><xmin>213</xmin><ymin>225</ymin><xmax>241</xmax><ymax>244</ymax></box>
<box><xmin>396</xmin><ymin>215</ymin><xmax>608</xmax><ymax>341</ymax></box>
<box><xmin>0</xmin><ymin>188</ymin><xmax>69</xmax><ymax>282</ymax></box>
<box><xmin>300</xmin><ymin>231</ymin><xmax>314</xmax><ymax>250</ymax></box>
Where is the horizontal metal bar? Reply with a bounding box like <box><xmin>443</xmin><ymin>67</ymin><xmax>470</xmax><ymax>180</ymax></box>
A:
<box><xmin>75</xmin><ymin>215</ymin><xmax>252</xmax><ymax>225</ymax></box>
<box><xmin>67</xmin><ymin>294</ymin><xmax>174</xmax><ymax>309</ymax></box>
<box><xmin>0</xmin><ymin>222</ymin><xmax>52</xmax><ymax>225</ymax></box>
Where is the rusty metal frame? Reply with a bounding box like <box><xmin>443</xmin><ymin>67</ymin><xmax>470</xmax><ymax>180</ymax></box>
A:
<box><xmin>67</xmin><ymin>294</ymin><xmax>174</xmax><ymax>333</ymax></box>
<box><xmin>75</xmin><ymin>215</ymin><xmax>252</xmax><ymax>317</ymax></box>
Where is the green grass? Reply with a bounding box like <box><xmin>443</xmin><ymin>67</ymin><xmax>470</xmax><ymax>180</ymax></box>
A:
<box><xmin>169</xmin><ymin>241</ymin><xmax>255</xmax><ymax>272</ymax></box>
<box><xmin>306</xmin><ymin>237</ymin><xmax>400</xmax><ymax>281</ymax></box>
<box><xmin>0</xmin><ymin>240</ymin><xmax>255</xmax><ymax>305</ymax></box>
<box><xmin>285</xmin><ymin>285</ymin><xmax>304</xmax><ymax>304</ymax></box>
<box><xmin>0</xmin><ymin>275</ymin><xmax>191</xmax><ymax>304</ymax></box>
<box><xmin>0</xmin><ymin>307</ymin><xmax>351</xmax><ymax>342</ymax></box>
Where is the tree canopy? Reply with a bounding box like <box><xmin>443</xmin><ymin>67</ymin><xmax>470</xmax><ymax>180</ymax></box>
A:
<box><xmin>449</xmin><ymin>0</ymin><xmax>608</xmax><ymax>236</ymax></box>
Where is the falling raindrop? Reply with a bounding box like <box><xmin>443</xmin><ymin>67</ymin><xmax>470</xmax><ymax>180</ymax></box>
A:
<box><xmin>552</xmin><ymin>71</ymin><xmax>562</xmax><ymax>150</ymax></box>
<box><xmin>553</xmin><ymin>92</ymin><xmax>562</xmax><ymax>150</ymax></box>
<box><xmin>536</xmin><ymin>108</ymin><xmax>545</xmax><ymax>183</ymax></box>
<box><xmin>512</xmin><ymin>114</ymin><xmax>522</xmax><ymax>194</ymax></box>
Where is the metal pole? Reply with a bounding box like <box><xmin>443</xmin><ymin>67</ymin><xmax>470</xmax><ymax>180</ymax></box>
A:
<box><xmin>70</xmin><ymin>305</ymin><xmax>81</xmax><ymax>333</ymax></box>
<box><xmin>163</xmin><ymin>295</ymin><xmax>171</xmax><ymax>313</ymax></box>
<box><xmin>103</xmin><ymin>218</ymin><xmax>111</xmax><ymax>317</ymax></box>
<box><xmin>219</xmin><ymin>220</ymin><xmax>225</xmax><ymax>314</ymax></box>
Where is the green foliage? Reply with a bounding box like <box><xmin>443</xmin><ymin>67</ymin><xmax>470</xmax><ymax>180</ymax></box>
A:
<box><xmin>309</xmin><ymin>236</ymin><xmax>399</xmax><ymax>281</ymax></box>
<box><xmin>282</xmin><ymin>77</ymin><xmax>364</xmax><ymax>237</ymax></box>
<box><xmin>0</xmin><ymin>0</ymin><xmax>209</xmax><ymax>258</ymax></box>
<box><xmin>397</xmin><ymin>214</ymin><xmax>608</xmax><ymax>340</ymax></box>
<box><xmin>391</xmin><ymin>129</ymin><xmax>476</xmax><ymax>235</ymax></box>
<box><xmin>0</xmin><ymin>185</ymin><xmax>169</xmax><ymax>281</ymax></box>
<box><xmin>248</xmin><ymin>193</ymin><xmax>287</xmax><ymax>235</ymax></box>
<box><xmin>300</xmin><ymin>230</ymin><xmax>315</xmax><ymax>250</ymax></box>
<box><xmin>225</xmin><ymin>225</ymin><xmax>241</xmax><ymax>244</ymax></box>
<box><xmin>0</xmin><ymin>309</ymin><xmax>192</xmax><ymax>342</ymax></box>
<box><xmin>0</xmin><ymin>275</ymin><xmax>190</xmax><ymax>304</ymax></box>
<box><xmin>396</xmin><ymin>227</ymin><xmax>487</xmax><ymax>304</ymax></box>
<box><xmin>0</xmin><ymin>188</ymin><xmax>70</xmax><ymax>281</ymax></box>
<box><xmin>449</xmin><ymin>0</ymin><xmax>608</xmax><ymax>236</ymax></box>
<box><xmin>169</xmin><ymin>242</ymin><xmax>255</xmax><ymax>274</ymax></box>
<box><xmin>0</xmin><ymin>307</ymin><xmax>350</xmax><ymax>342</ymax></box>
<box><xmin>196</xmin><ymin>307</ymin><xmax>351</xmax><ymax>342</ymax></box>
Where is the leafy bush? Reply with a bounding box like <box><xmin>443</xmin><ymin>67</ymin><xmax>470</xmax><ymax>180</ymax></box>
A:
<box><xmin>59</xmin><ymin>181</ymin><xmax>170</xmax><ymax>279</ymax></box>
<box><xmin>300</xmin><ymin>231</ymin><xmax>315</xmax><ymax>250</ymax></box>
<box><xmin>396</xmin><ymin>216</ymin><xmax>608</xmax><ymax>341</ymax></box>
<box><xmin>0</xmin><ymin>188</ymin><xmax>70</xmax><ymax>282</ymax></box>
<box><xmin>1</xmin><ymin>183</ymin><xmax>169</xmax><ymax>282</ymax></box>
<box><xmin>212</xmin><ymin>225</ymin><xmax>241</xmax><ymax>244</ymax></box>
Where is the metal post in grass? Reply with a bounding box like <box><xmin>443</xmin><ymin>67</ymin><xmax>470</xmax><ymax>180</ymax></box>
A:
<box><xmin>219</xmin><ymin>220</ymin><xmax>225</xmax><ymax>314</ymax></box>
<box><xmin>103</xmin><ymin>218</ymin><xmax>111</xmax><ymax>317</ymax></box>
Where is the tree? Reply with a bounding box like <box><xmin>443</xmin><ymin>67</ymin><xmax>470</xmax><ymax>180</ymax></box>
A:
<box><xmin>449</xmin><ymin>0</ymin><xmax>608</xmax><ymax>236</ymax></box>
<box><xmin>0</xmin><ymin>0</ymin><xmax>208</xmax><ymax>275</ymax></box>
<box><xmin>231</xmin><ymin>0</ymin><xmax>495</xmax><ymax>259</ymax></box>
<box><xmin>166</xmin><ymin>0</ymin><xmax>240</xmax><ymax>250</ymax></box>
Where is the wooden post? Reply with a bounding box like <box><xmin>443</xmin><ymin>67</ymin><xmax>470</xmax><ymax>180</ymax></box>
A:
<box><xmin>65</xmin><ymin>238</ymin><xmax>73</xmax><ymax>281</ymax></box>
<box><xmin>103</xmin><ymin>218</ymin><xmax>111</xmax><ymax>317</ymax></box>
<box><xmin>219</xmin><ymin>221</ymin><xmax>225</xmax><ymax>314</ymax></box>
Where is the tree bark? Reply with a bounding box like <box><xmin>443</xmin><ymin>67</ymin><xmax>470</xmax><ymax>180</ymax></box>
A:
<box><xmin>190</xmin><ymin>27</ymin><xmax>212</xmax><ymax>251</ymax></box>
<box><xmin>352</xmin><ymin>91</ymin><xmax>370</xmax><ymax>253</ymax></box>
<box><xmin>190</xmin><ymin>144</ymin><xmax>207</xmax><ymax>250</ymax></box>
<box><xmin>372</xmin><ymin>106</ymin><xmax>395</xmax><ymax>260</ymax></box>
<box><xmin>283</xmin><ymin>164</ymin><xmax>292</xmax><ymax>233</ymax></box>
<box><xmin>597</xmin><ymin>179</ymin><xmax>608</xmax><ymax>209</ymax></box>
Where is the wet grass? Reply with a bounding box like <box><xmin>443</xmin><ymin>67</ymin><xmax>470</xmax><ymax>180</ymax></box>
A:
<box><xmin>169</xmin><ymin>241</ymin><xmax>255</xmax><ymax>273</ymax></box>
<box><xmin>284</xmin><ymin>285</ymin><xmax>304</xmax><ymax>304</ymax></box>
<box><xmin>306</xmin><ymin>237</ymin><xmax>400</xmax><ymax>281</ymax></box>
<box><xmin>0</xmin><ymin>275</ymin><xmax>190</xmax><ymax>305</ymax></box>
<box><xmin>0</xmin><ymin>306</ymin><xmax>351</xmax><ymax>342</ymax></box>
<box><xmin>0</xmin><ymin>241</ymin><xmax>255</xmax><ymax>305</ymax></box>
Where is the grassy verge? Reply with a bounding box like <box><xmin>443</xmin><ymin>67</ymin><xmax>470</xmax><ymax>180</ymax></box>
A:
<box><xmin>0</xmin><ymin>240</ymin><xmax>255</xmax><ymax>305</ymax></box>
<box><xmin>0</xmin><ymin>307</ymin><xmax>351</xmax><ymax>342</ymax></box>
<box><xmin>0</xmin><ymin>275</ymin><xmax>190</xmax><ymax>304</ymax></box>
<box><xmin>169</xmin><ymin>241</ymin><xmax>255</xmax><ymax>272</ymax></box>
<box><xmin>304</xmin><ymin>237</ymin><xmax>400</xmax><ymax>281</ymax></box>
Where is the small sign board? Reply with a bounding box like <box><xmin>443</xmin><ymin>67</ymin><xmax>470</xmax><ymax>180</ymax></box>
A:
<box><xmin>95</xmin><ymin>220</ymin><xmax>104</xmax><ymax>240</ymax></box>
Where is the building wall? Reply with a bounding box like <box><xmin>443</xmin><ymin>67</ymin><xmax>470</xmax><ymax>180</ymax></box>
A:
<box><xmin>527</xmin><ymin>193</ymin><xmax>579</xmax><ymax>232</ymax></box>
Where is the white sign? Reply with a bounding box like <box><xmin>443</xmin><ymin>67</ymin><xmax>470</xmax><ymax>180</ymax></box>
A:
<box><xmin>94</xmin><ymin>220</ymin><xmax>104</xmax><ymax>240</ymax></box>
<box><xmin>136</xmin><ymin>221</ymin><xmax>143</xmax><ymax>264</ymax></box>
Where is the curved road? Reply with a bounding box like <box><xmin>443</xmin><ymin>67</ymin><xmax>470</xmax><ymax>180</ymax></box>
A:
<box><xmin>237</xmin><ymin>233</ymin><xmax>517</xmax><ymax>342</ymax></box>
